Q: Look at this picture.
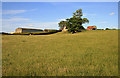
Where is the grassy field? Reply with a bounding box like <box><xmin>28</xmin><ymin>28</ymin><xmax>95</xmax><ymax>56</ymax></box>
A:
<box><xmin>2</xmin><ymin>30</ymin><xmax>118</xmax><ymax>76</ymax></box>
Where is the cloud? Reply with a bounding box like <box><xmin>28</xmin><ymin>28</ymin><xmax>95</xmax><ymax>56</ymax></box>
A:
<box><xmin>111</xmin><ymin>26</ymin><xmax>118</xmax><ymax>28</ymax></box>
<box><xmin>2</xmin><ymin>10</ymin><xmax>27</xmax><ymax>15</ymax></box>
<box><xmin>27</xmin><ymin>25</ymin><xmax>34</xmax><ymax>27</ymax></box>
<box><xmin>19</xmin><ymin>22</ymin><xmax>59</xmax><ymax>29</ymax></box>
<box><xmin>2</xmin><ymin>21</ymin><xmax>59</xmax><ymax>29</ymax></box>
<box><xmin>83</xmin><ymin>14</ymin><xmax>86</xmax><ymax>16</ymax></box>
<box><xmin>58</xmin><ymin>19</ymin><xmax>66</xmax><ymax>21</ymax></box>
<box><xmin>109</xmin><ymin>12</ymin><xmax>115</xmax><ymax>15</ymax></box>
<box><xmin>2</xmin><ymin>17</ymin><xmax>30</xmax><ymax>22</ymax></box>
<box><xmin>2</xmin><ymin>9</ymin><xmax>37</xmax><ymax>15</ymax></box>
<box><xmin>2</xmin><ymin>16</ymin><xmax>59</xmax><ymax>32</ymax></box>
<box><xmin>82</xmin><ymin>13</ymin><xmax>96</xmax><ymax>17</ymax></box>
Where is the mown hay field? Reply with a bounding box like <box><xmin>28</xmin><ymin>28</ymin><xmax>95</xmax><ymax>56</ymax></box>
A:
<box><xmin>2</xmin><ymin>30</ymin><xmax>118</xmax><ymax>76</ymax></box>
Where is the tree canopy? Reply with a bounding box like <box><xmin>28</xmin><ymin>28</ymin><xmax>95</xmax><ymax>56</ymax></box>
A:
<box><xmin>58</xmin><ymin>21</ymin><xmax>67</xmax><ymax>29</ymax></box>
<box><xmin>58</xmin><ymin>9</ymin><xmax>89</xmax><ymax>33</ymax></box>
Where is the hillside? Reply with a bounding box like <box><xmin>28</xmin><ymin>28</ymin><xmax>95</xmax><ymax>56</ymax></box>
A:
<box><xmin>2</xmin><ymin>30</ymin><xmax>118</xmax><ymax>76</ymax></box>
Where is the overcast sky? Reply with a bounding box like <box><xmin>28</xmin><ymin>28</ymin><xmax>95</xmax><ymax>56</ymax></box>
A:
<box><xmin>2</xmin><ymin>2</ymin><xmax>118</xmax><ymax>32</ymax></box>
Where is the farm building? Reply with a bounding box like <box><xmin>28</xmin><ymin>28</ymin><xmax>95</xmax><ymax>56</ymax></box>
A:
<box><xmin>10</xmin><ymin>32</ymin><xmax>15</xmax><ymax>34</ymax></box>
<box><xmin>87</xmin><ymin>26</ymin><xmax>97</xmax><ymax>30</ymax></box>
<box><xmin>15</xmin><ymin>28</ymin><xmax>43</xmax><ymax>33</ymax></box>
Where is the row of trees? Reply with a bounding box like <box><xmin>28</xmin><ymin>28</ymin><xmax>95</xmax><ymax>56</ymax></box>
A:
<box><xmin>58</xmin><ymin>9</ymin><xmax>89</xmax><ymax>33</ymax></box>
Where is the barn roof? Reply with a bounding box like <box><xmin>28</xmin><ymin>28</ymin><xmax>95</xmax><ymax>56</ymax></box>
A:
<box><xmin>16</xmin><ymin>28</ymin><xmax>43</xmax><ymax>31</ymax></box>
<box><xmin>87</xmin><ymin>26</ymin><xmax>97</xmax><ymax>28</ymax></box>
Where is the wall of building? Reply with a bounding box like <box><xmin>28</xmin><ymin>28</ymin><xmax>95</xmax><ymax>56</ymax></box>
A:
<box><xmin>15</xmin><ymin>28</ymin><xmax>22</xmax><ymax>33</ymax></box>
<box><xmin>22</xmin><ymin>29</ymin><xmax>43</xmax><ymax>33</ymax></box>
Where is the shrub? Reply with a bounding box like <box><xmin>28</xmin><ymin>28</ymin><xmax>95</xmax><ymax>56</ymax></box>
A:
<box><xmin>105</xmin><ymin>28</ymin><xmax>110</xmax><ymax>30</ymax></box>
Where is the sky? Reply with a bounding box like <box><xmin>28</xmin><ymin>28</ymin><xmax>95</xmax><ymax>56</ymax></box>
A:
<box><xmin>2</xmin><ymin>2</ymin><xmax>118</xmax><ymax>32</ymax></box>
<box><xmin>2</xmin><ymin>0</ymin><xmax>120</xmax><ymax>2</ymax></box>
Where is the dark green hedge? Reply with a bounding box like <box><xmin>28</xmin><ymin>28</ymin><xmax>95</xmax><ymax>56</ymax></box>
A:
<box><xmin>13</xmin><ymin>33</ymin><xmax>29</xmax><ymax>35</ymax></box>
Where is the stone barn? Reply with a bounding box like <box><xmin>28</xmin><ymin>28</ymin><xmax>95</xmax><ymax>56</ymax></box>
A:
<box><xmin>87</xmin><ymin>26</ymin><xmax>97</xmax><ymax>30</ymax></box>
<box><xmin>15</xmin><ymin>28</ymin><xmax>43</xmax><ymax>33</ymax></box>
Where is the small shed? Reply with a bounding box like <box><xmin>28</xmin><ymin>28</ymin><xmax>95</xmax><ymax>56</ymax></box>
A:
<box><xmin>87</xmin><ymin>26</ymin><xmax>97</xmax><ymax>30</ymax></box>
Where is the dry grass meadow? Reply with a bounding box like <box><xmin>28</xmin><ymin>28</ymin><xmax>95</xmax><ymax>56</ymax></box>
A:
<box><xmin>2</xmin><ymin>30</ymin><xmax>118</xmax><ymax>76</ymax></box>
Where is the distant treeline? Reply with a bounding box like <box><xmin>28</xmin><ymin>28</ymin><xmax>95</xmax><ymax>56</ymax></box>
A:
<box><xmin>97</xmin><ymin>29</ymin><xmax>104</xmax><ymax>30</ymax></box>
<box><xmin>97</xmin><ymin>28</ymin><xmax>118</xmax><ymax>30</ymax></box>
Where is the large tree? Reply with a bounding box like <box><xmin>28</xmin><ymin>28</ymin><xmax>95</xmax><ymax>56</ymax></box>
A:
<box><xmin>58</xmin><ymin>9</ymin><xmax>89</xmax><ymax>33</ymax></box>
<box><xmin>67</xmin><ymin>9</ymin><xmax>89</xmax><ymax>33</ymax></box>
